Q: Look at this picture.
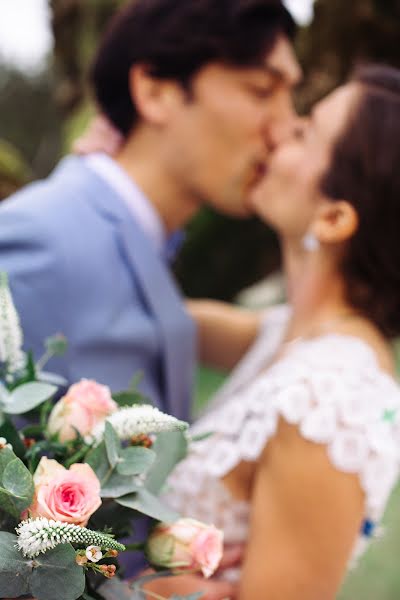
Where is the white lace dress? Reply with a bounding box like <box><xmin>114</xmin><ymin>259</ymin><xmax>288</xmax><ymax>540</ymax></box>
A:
<box><xmin>162</xmin><ymin>306</ymin><xmax>400</xmax><ymax>571</ymax></box>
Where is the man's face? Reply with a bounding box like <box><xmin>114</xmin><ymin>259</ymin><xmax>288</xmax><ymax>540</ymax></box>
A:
<box><xmin>162</xmin><ymin>35</ymin><xmax>301</xmax><ymax>217</ymax></box>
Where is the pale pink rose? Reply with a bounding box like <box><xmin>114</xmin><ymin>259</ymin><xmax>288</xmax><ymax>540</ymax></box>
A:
<box><xmin>146</xmin><ymin>518</ymin><xmax>223</xmax><ymax>578</ymax></box>
<box><xmin>27</xmin><ymin>457</ymin><xmax>101</xmax><ymax>526</ymax></box>
<box><xmin>48</xmin><ymin>379</ymin><xmax>117</xmax><ymax>442</ymax></box>
<box><xmin>67</xmin><ymin>379</ymin><xmax>117</xmax><ymax>418</ymax></box>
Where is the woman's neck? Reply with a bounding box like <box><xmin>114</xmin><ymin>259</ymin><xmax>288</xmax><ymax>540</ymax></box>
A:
<box><xmin>281</xmin><ymin>237</ymin><xmax>354</xmax><ymax>340</ymax></box>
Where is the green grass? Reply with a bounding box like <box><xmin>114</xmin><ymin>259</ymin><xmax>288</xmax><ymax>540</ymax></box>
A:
<box><xmin>195</xmin><ymin>366</ymin><xmax>400</xmax><ymax>599</ymax></box>
<box><xmin>338</xmin><ymin>486</ymin><xmax>400</xmax><ymax>599</ymax></box>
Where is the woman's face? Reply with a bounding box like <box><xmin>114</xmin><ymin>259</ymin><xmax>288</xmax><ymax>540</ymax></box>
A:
<box><xmin>249</xmin><ymin>83</ymin><xmax>361</xmax><ymax>240</ymax></box>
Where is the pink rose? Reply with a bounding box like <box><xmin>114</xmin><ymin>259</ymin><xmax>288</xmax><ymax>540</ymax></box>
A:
<box><xmin>146</xmin><ymin>518</ymin><xmax>223</xmax><ymax>578</ymax></box>
<box><xmin>48</xmin><ymin>379</ymin><xmax>117</xmax><ymax>442</ymax></box>
<box><xmin>27</xmin><ymin>457</ymin><xmax>101</xmax><ymax>526</ymax></box>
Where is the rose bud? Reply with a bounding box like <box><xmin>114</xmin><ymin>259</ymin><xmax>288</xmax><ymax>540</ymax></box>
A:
<box><xmin>146</xmin><ymin>518</ymin><xmax>223</xmax><ymax>578</ymax></box>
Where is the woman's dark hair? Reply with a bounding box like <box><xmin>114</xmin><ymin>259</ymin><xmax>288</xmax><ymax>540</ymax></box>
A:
<box><xmin>320</xmin><ymin>64</ymin><xmax>400</xmax><ymax>337</ymax></box>
<box><xmin>91</xmin><ymin>0</ymin><xmax>295</xmax><ymax>135</ymax></box>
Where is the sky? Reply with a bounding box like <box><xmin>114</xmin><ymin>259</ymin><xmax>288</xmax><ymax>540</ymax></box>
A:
<box><xmin>0</xmin><ymin>0</ymin><xmax>315</xmax><ymax>74</ymax></box>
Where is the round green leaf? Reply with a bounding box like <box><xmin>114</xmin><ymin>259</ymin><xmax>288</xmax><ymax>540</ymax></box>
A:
<box><xmin>116</xmin><ymin>446</ymin><xmax>156</xmax><ymax>476</ymax></box>
<box><xmin>30</xmin><ymin>544</ymin><xmax>85</xmax><ymax>600</ymax></box>
<box><xmin>5</xmin><ymin>382</ymin><xmax>57</xmax><ymax>414</ymax></box>
<box><xmin>104</xmin><ymin>421</ymin><xmax>120</xmax><ymax>468</ymax></box>
<box><xmin>3</xmin><ymin>457</ymin><xmax>34</xmax><ymax>505</ymax></box>
<box><xmin>0</xmin><ymin>532</ymin><xmax>32</xmax><ymax>598</ymax></box>
<box><xmin>116</xmin><ymin>488</ymin><xmax>179</xmax><ymax>523</ymax></box>
<box><xmin>146</xmin><ymin>431</ymin><xmax>188</xmax><ymax>494</ymax></box>
<box><xmin>101</xmin><ymin>471</ymin><xmax>139</xmax><ymax>498</ymax></box>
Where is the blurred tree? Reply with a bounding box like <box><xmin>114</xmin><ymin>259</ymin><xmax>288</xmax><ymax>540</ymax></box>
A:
<box><xmin>296</xmin><ymin>0</ymin><xmax>400</xmax><ymax>111</ymax></box>
<box><xmin>0</xmin><ymin>66</ymin><xmax>61</xmax><ymax>187</ymax></box>
<box><xmin>0</xmin><ymin>139</ymin><xmax>32</xmax><ymax>199</ymax></box>
<box><xmin>50</xmin><ymin>0</ymin><xmax>124</xmax><ymax>117</ymax></box>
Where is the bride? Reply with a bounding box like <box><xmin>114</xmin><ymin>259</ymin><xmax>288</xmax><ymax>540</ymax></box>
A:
<box><xmin>144</xmin><ymin>63</ymin><xmax>400</xmax><ymax>599</ymax></box>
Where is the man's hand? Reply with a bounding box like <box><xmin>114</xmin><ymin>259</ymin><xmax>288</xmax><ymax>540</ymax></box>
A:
<box><xmin>142</xmin><ymin>571</ymin><xmax>237</xmax><ymax>600</ymax></box>
<box><xmin>141</xmin><ymin>543</ymin><xmax>244</xmax><ymax>600</ymax></box>
<box><xmin>72</xmin><ymin>114</ymin><xmax>124</xmax><ymax>156</ymax></box>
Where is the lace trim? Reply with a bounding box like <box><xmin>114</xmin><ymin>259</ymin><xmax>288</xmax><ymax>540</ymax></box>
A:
<box><xmin>188</xmin><ymin>335</ymin><xmax>400</xmax><ymax>521</ymax></box>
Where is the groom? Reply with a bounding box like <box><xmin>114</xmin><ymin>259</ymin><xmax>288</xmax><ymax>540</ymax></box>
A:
<box><xmin>0</xmin><ymin>0</ymin><xmax>299</xmax><ymax>422</ymax></box>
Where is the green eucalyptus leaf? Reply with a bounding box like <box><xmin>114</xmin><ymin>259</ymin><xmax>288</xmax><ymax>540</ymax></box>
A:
<box><xmin>30</xmin><ymin>544</ymin><xmax>85</xmax><ymax>600</ymax></box>
<box><xmin>101</xmin><ymin>471</ymin><xmax>139</xmax><ymax>498</ymax></box>
<box><xmin>104</xmin><ymin>422</ymin><xmax>120</xmax><ymax>468</ymax></box>
<box><xmin>112</xmin><ymin>390</ymin><xmax>151</xmax><ymax>408</ymax></box>
<box><xmin>0</xmin><ymin>489</ymin><xmax>19</xmax><ymax>518</ymax></box>
<box><xmin>116</xmin><ymin>446</ymin><xmax>156</xmax><ymax>476</ymax></box>
<box><xmin>146</xmin><ymin>431</ymin><xmax>188</xmax><ymax>494</ymax></box>
<box><xmin>5</xmin><ymin>382</ymin><xmax>57</xmax><ymax>414</ymax></box>
<box><xmin>116</xmin><ymin>487</ymin><xmax>179</xmax><ymax>522</ymax></box>
<box><xmin>85</xmin><ymin>441</ymin><xmax>112</xmax><ymax>484</ymax></box>
<box><xmin>3</xmin><ymin>457</ymin><xmax>34</xmax><ymax>505</ymax></box>
<box><xmin>38</xmin><ymin>370</ymin><xmax>68</xmax><ymax>387</ymax></box>
<box><xmin>0</xmin><ymin>534</ymin><xmax>85</xmax><ymax>600</ymax></box>
<box><xmin>0</xmin><ymin>456</ymin><xmax>34</xmax><ymax>516</ymax></box>
<box><xmin>0</xmin><ymin>532</ymin><xmax>32</xmax><ymax>597</ymax></box>
<box><xmin>111</xmin><ymin>373</ymin><xmax>151</xmax><ymax>408</ymax></box>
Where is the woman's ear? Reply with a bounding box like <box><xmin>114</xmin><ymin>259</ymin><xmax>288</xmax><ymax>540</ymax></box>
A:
<box><xmin>312</xmin><ymin>200</ymin><xmax>359</xmax><ymax>245</ymax></box>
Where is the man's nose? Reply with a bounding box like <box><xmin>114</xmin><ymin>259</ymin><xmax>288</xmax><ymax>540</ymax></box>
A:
<box><xmin>262</xmin><ymin>95</ymin><xmax>298</xmax><ymax>151</ymax></box>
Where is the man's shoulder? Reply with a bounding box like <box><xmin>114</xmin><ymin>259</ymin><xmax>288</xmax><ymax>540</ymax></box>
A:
<box><xmin>0</xmin><ymin>156</ymin><xmax>110</xmax><ymax>235</ymax></box>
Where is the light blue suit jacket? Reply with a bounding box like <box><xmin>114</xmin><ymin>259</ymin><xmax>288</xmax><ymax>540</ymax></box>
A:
<box><xmin>0</xmin><ymin>156</ymin><xmax>196</xmax><ymax>422</ymax></box>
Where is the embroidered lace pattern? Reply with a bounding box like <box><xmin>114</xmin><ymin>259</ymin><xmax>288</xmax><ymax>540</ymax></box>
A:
<box><xmin>162</xmin><ymin>316</ymin><xmax>400</xmax><ymax>566</ymax></box>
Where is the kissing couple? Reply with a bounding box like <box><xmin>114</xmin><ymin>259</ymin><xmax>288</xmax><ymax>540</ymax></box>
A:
<box><xmin>1</xmin><ymin>1</ymin><xmax>400</xmax><ymax>598</ymax></box>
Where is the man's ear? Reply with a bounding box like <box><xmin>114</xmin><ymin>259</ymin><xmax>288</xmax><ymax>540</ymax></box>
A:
<box><xmin>128</xmin><ymin>64</ymin><xmax>183</xmax><ymax>126</ymax></box>
<box><xmin>312</xmin><ymin>200</ymin><xmax>359</xmax><ymax>245</ymax></box>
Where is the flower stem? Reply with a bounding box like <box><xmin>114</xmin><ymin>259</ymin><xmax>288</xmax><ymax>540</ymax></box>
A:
<box><xmin>35</xmin><ymin>349</ymin><xmax>53</xmax><ymax>373</ymax></box>
<box><xmin>124</xmin><ymin>542</ymin><xmax>145</xmax><ymax>551</ymax></box>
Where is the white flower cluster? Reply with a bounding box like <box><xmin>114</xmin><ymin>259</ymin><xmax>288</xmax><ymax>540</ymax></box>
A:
<box><xmin>0</xmin><ymin>272</ymin><xmax>26</xmax><ymax>374</ymax></box>
<box><xmin>0</xmin><ymin>436</ymin><xmax>12</xmax><ymax>450</ymax></box>
<box><xmin>16</xmin><ymin>518</ymin><xmax>126</xmax><ymax>558</ymax></box>
<box><xmin>93</xmin><ymin>404</ymin><xmax>188</xmax><ymax>441</ymax></box>
<box><xmin>86</xmin><ymin>545</ymin><xmax>103</xmax><ymax>562</ymax></box>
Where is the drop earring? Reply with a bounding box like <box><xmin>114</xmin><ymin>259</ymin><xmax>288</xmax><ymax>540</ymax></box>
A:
<box><xmin>302</xmin><ymin>232</ymin><xmax>320</xmax><ymax>252</ymax></box>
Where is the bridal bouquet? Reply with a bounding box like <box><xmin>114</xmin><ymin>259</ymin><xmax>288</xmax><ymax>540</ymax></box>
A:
<box><xmin>0</xmin><ymin>273</ymin><xmax>223</xmax><ymax>600</ymax></box>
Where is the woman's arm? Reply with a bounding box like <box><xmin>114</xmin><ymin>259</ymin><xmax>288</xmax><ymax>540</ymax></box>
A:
<box><xmin>239</xmin><ymin>419</ymin><xmax>364</xmax><ymax>600</ymax></box>
<box><xmin>187</xmin><ymin>299</ymin><xmax>264</xmax><ymax>371</ymax></box>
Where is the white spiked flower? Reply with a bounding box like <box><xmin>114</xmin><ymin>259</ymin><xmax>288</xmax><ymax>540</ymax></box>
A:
<box><xmin>93</xmin><ymin>404</ymin><xmax>188</xmax><ymax>442</ymax></box>
<box><xmin>16</xmin><ymin>517</ymin><xmax>125</xmax><ymax>558</ymax></box>
<box><xmin>0</xmin><ymin>272</ymin><xmax>26</xmax><ymax>374</ymax></box>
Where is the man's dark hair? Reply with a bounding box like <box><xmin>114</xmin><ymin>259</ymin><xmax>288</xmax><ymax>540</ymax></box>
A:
<box><xmin>320</xmin><ymin>64</ymin><xmax>400</xmax><ymax>337</ymax></box>
<box><xmin>91</xmin><ymin>0</ymin><xmax>296</xmax><ymax>135</ymax></box>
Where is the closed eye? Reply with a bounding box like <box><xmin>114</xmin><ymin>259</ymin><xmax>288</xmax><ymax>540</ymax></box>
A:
<box><xmin>292</xmin><ymin>118</ymin><xmax>310</xmax><ymax>141</ymax></box>
<box><xmin>248</xmin><ymin>85</ymin><xmax>275</xmax><ymax>100</ymax></box>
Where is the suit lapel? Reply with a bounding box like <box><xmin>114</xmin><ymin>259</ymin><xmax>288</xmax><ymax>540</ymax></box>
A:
<box><xmin>118</xmin><ymin>216</ymin><xmax>196</xmax><ymax>421</ymax></box>
<box><xmin>58</xmin><ymin>157</ymin><xmax>196</xmax><ymax>421</ymax></box>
